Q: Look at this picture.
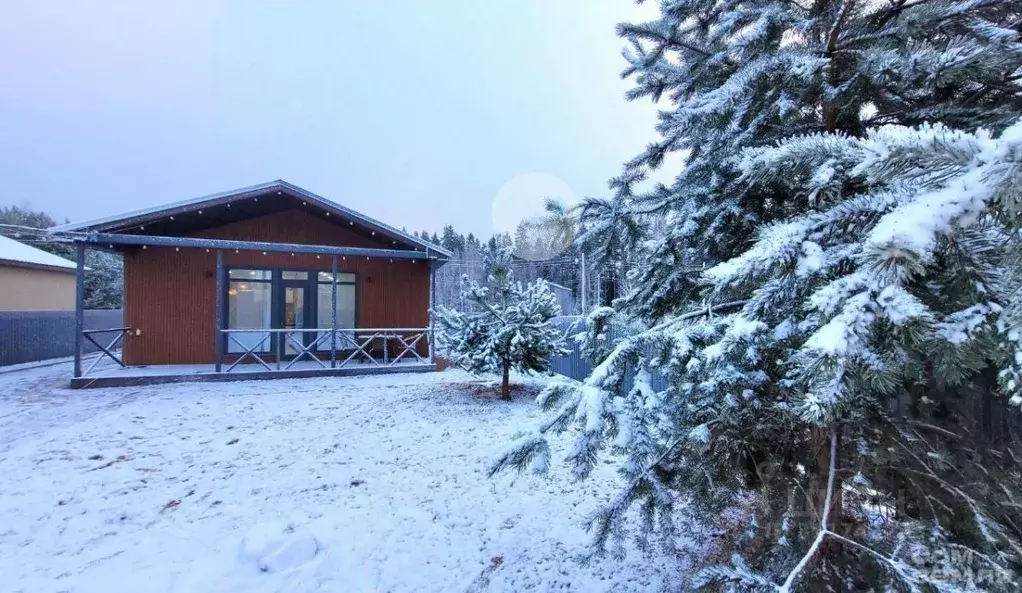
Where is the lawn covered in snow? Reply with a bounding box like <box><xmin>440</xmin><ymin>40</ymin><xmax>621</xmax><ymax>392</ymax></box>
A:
<box><xmin>0</xmin><ymin>365</ymin><xmax>686</xmax><ymax>593</ymax></box>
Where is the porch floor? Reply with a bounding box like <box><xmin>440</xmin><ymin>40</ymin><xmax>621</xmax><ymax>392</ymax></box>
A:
<box><xmin>70</xmin><ymin>358</ymin><xmax>435</xmax><ymax>389</ymax></box>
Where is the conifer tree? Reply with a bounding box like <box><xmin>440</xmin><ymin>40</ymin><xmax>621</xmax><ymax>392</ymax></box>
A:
<box><xmin>494</xmin><ymin>0</ymin><xmax>1022</xmax><ymax>590</ymax></box>
<box><xmin>436</xmin><ymin>244</ymin><xmax>568</xmax><ymax>400</ymax></box>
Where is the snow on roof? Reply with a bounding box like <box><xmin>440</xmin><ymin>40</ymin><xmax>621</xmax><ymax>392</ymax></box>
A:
<box><xmin>50</xmin><ymin>179</ymin><xmax>453</xmax><ymax>259</ymax></box>
<box><xmin>0</xmin><ymin>234</ymin><xmax>77</xmax><ymax>272</ymax></box>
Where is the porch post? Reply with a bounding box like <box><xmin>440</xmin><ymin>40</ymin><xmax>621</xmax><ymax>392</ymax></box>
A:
<box><xmin>330</xmin><ymin>255</ymin><xmax>337</xmax><ymax>368</ymax></box>
<box><xmin>428</xmin><ymin>258</ymin><xmax>436</xmax><ymax>364</ymax></box>
<box><xmin>73</xmin><ymin>243</ymin><xmax>86</xmax><ymax>378</ymax></box>
<box><xmin>214</xmin><ymin>249</ymin><xmax>224</xmax><ymax>373</ymax></box>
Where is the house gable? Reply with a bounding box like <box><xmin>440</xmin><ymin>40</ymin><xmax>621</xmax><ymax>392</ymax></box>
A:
<box><xmin>51</xmin><ymin>180</ymin><xmax>450</xmax><ymax>259</ymax></box>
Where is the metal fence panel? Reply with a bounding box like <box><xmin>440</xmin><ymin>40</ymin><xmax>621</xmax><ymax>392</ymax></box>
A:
<box><xmin>549</xmin><ymin>318</ymin><xmax>1020</xmax><ymax>445</ymax></box>
<box><xmin>549</xmin><ymin>316</ymin><xmax>668</xmax><ymax>393</ymax></box>
<box><xmin>0</xmin><ymin>309</ymin><xmax>123</xmax><ymax>367</ymax></box>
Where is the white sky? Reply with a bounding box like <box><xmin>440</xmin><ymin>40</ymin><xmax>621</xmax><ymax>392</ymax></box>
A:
<box><xmin>0</xmin><ymin>1</ymin><xmax>670</xmax><ymax>237</ymax></box>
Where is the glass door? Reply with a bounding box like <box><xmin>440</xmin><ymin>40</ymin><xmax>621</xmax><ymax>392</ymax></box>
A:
<box><xmin>280</xmin><ymin>284</ymin><xmax>307</xmax><ymax>356</ymax></box>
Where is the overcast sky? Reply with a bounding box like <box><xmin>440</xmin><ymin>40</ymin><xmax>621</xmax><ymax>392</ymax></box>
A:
<box><xmin>0</xmin><ymin>1</ymin><xmax>666</xmax><ymax>238</ymax></box>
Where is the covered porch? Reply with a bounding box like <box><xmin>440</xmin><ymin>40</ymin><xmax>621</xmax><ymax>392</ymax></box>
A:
<box><xmin>54</xmin><ymin>181</ymin><xmax>451</xmax><ymax>389</ymax></box>
<box><xmin>69</xmin><ymin>234</ymin><xmax>442</xmax><ymax>388</ymax></box>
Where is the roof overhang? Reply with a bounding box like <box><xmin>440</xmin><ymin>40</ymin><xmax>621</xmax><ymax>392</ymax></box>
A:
<box><xmin>50</xmin><ymin>180</ymin><xmax>452</xmax><ymax>260</ymax></box>
<box><xmin>0</xmin><ymin>258</ymin><xmax>78</xmax><ymax>274</ymax></box>
<box><xmin>84</xmin><ymin>233</ymin><xmax>435</xmax><ymax>261</ymax></box>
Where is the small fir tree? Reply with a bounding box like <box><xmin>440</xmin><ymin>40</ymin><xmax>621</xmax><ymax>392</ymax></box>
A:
<box><xmin>436</xmin><ymin>244</ymin><xmax>568</xmax><ymax>400</ymax></box>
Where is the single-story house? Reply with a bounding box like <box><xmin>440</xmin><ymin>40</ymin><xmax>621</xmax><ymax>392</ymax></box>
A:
<box><xmin>0</xmin><ymin>234</ymin><xmax>77</xmax><ymax>311</ymax></box>
<box><xmin>50</xmin><ymin>180</ymin><xmax>450</xmax><ymax>387</ymax></box>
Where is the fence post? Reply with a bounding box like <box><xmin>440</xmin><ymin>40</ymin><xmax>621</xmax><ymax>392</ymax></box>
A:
<box><xmin>214</xmin><ymin>250</ymin><xmax>224</xmax><ymax>373</ymax></box>
<box><xmin>331</xmin><ymin>255</ymin><xmax>337</xmax><ymax>368</ymax></box>
<box><xmin>73</xmin><ymin>243</ymin><xmax>85</xmax><ymax>378</ymax></box>
<box><xmin>428</xmin><ymin>259</ymin><xmax>436</xmax><ymax>364</ymax></box>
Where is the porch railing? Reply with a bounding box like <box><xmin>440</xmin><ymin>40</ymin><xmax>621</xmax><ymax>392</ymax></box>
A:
<box><xmin>81</xmin><ymin>327</ymin><xmax>131</xmax><ymax>376</ymax></box>
<box><xmin>218</xmin><ymin>327</ymin><xmax>432</xmax><ymax>373</ymax></box>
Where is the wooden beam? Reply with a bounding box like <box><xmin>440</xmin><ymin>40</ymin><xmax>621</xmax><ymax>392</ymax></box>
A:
<box><xmin>82</xmin><ymin>233</ymin><xmax>442</xmax><ymax>260</ymax></box>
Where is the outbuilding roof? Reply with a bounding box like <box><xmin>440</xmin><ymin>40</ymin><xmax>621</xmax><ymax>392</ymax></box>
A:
<box><xmin>0</xmin><ymin>234</ymin><xmax>77</xmax><ymax>273</ymax></box>
<box><xmin>51</xmin><ymin>180</ymin><xmax>452</xmax><ymax>259</ymax></box>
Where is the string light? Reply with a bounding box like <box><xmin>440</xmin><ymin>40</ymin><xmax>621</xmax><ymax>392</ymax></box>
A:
<box><xmin>198</xmin><ymin>210</ymin><xmax>203</xmax><ymax>214</ymax></box>
<box><xmin>326</xmin><ymin>212</ymin><xmax>331</xmax><ymax>216</ymax></box>
<box><xmin>170</xmin><ymin>216</ymin><xmax>175</xmax><ymax>220</ymax></box>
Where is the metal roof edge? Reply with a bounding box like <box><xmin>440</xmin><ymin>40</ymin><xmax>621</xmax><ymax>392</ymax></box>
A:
<box><xmin>49</xmin><ymin>180</ymin><xmax>453</xmax><ymax>259</ymax></box>
<box><xmin>0</xmin><ymin>258</ymin><xmax>78</xmax><ymax>274</ymax></box>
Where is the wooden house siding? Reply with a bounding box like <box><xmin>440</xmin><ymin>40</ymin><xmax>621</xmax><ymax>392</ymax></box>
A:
<box><xmin>123</xmin><ymin>208</ymin><xmax>429</xmax><ymax>365</ymax></box>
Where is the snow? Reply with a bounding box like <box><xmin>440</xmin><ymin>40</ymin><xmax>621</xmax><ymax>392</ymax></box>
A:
<box><xmin>0</xmin><ymin>234</ymin><xmax>77</xmax><ymax>270</ymax></box>
<box><xmin>864</xmin><ymin>120</ymin><xmax>1022</xmax><ymax>261</ymax></box>
<box><xmin>0</xmin><ymin>365</ymin><xmax>685</xmax><ymax>593</ymax></box>
<box><xmin>240</xmin><ymin>519</ymin><xmax>320</xmax><ymax>573</ymax></box>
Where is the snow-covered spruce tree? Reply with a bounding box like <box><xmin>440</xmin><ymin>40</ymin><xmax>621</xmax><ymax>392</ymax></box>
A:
<box><xmin>493</xmin><ymin>0</ymin><xmax>1022</xmax><ymax>590</ymax></box>
<box><xmin>436</xmin><ymin>244</ymin><xmax>568</xmax><ymax>400</ymax></box>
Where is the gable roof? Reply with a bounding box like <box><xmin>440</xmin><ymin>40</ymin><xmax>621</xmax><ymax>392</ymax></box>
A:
<box><xmin>51</xmin><ymin>180</ymin><xmax>452</xmax><ymax>258</ymax></box>
<box><xmin>0</xmin><ymin>234</ymin><xmax>77</xmax><ymax>273</ymax></box>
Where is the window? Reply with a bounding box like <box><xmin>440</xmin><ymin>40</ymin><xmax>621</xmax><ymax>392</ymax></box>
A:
<box><xmin>229</xmin><ymin>269</ymin><xmax>271</xmax><ymax>281</ymax></box>
<box><xmin>282</xmin><ymin>271</ymin><xmax>309</xmax><ymax>280</ymax></box>
<box><xmin>316</xmin><ymin>275</ymin><xmax>356</xmax><ymax>349</ymax></box>
<box><xmin>227</xmin><ymin>270</ymin><xmax>272</xmax><ymax>353</ymax></box>
<box><xmin>317</xmin><ymin>272</ymin><xmax>356</xmax><ymax>283</ymax></box>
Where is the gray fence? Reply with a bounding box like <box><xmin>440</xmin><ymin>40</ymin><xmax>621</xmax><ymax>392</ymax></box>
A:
<box><xmin>549</xmin><ymin>316</ymin><xmax>669</xmax><ymax>392</ymax></box>
<box><xmin>0</xmin><ymin>309</ymin><xmax>123</xmax><ymax>367</ymax></box>
<box><xmin>550</xmin><ymin>316</ymin><xmax>592</xmax><ymax>381</ymax></box>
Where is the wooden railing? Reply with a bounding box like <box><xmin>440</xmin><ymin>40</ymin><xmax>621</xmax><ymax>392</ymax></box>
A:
<box><xmin>81</xmin><ymin>327</ymin><xmax>131</xmax><ymax>375</ymax></box>
<box><xmin>217</xmin><ymin>327</ymin><xmax>432</xmax><ymax>372</ymax></box>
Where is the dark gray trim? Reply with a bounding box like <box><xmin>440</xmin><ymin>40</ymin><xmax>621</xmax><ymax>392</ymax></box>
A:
<box><xmin>68</xmin><ymin>362</ymin><xmax>436</xmax><ymax>389</ymax></box>
<box><xmin>50</xmin><ymin>179</ymin><xmax>453</xmax><ymax>258</ymax></box>
<box><xmin>73</xmin><ymin>244</ymin><xmax>85</xmax><ymax>378</ymax></box>
<box><xmin>331</xmin><ymin>255</ymin><xmax>338</xmax><ymax>368</ymax></box>
<box><xmin>214</xmin><ymin>250</ymin><xmax>225</xmax><ymax>373</ymax></box>
<box><xmin>81</xmin><ymin>233</ymin><xmax>435</xmax><ymax>260</ymax></box>
<box><xmin>428</xmin><ymin>260</ymin><xmax>436</xmax><ymax>363</ymax></box>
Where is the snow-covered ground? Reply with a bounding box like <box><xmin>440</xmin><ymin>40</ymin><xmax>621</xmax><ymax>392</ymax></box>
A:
<box><xmin>0</xmin><ymin>365</ymin><xmax>686</xmax><ymax>593</ymax></box>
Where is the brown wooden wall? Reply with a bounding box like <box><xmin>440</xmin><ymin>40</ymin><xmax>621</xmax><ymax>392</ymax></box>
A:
<box><xmin>122</xmin><ymin>208</ymin><xmax>430</xmax><ymax>365</ymax></box>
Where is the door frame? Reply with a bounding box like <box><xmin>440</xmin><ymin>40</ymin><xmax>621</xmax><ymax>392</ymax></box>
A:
<box><xmin>275</xmin><ymin>278</ymin><xmax>313</xmax><ymax>356</ymax></box>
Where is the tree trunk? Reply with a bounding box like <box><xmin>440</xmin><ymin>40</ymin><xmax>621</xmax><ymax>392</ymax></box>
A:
<box><xmin>807</xmin><ymin>428</ymin><xmax>843</xmax><ymax>592</ymax></box>
<box><xmin>500</xmin><ymin>362</ymin><xmax>511</xmax><ymax>401</ymax></box>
